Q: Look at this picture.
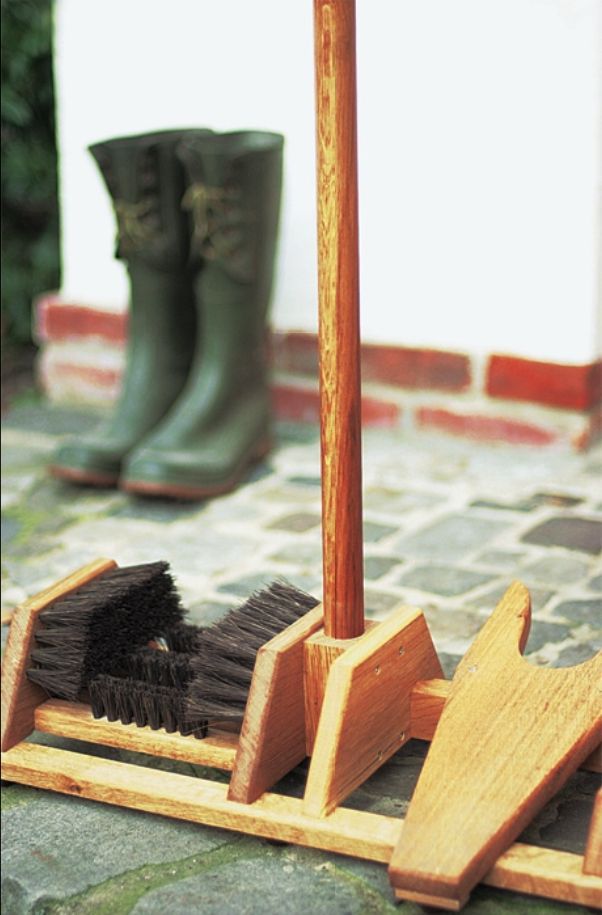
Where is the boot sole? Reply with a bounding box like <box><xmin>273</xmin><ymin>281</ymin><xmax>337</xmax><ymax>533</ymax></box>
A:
<box><xmin>120</xmin><ymin>439</ymin><xmax>272</xmax><ymax>501</ymax></box>
<box><xmin>49</xmin><ymin>465</ymin><xmax>120</xmax><ymax>487</ymax></box>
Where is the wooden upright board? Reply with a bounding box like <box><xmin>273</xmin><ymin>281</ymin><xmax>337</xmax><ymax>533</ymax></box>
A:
<box><xmin>304</xmin><ymin>605</ymin><xmax>443</xmax><ymax>817</ymax></box>
<box><xmin>389</xmin><ymin>581</ymin><xmax>602</xmax><ymax>910</ymax></box>
<box><xmin>228</xmin><ymin>606</ymin><xmax>324</xmax><ymax>803</ymax></box>
<box><xmin>1</xmin><ymin>559</ymin><xmax>117</xmax><ymax>752</ymax></box>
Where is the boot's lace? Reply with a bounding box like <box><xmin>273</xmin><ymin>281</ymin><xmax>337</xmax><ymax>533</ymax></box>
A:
<box><xmin>182</xmin><ymin>182</ymin><xmax>246</xmax><ymax>264</ymax></box>
<box><xmin>114</xmin><ymin>199</ymin><xmax>156</xmax><ymax>252</ymax></box>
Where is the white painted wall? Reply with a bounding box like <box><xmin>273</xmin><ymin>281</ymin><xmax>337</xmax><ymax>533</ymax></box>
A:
<box><xmin>55</xmin><ymin>0</ymin><xmax>601</xmax><ymax>363</ymax></box>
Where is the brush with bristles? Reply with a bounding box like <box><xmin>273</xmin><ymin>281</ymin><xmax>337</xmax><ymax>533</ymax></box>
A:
<box><xmin>88</xmin><ymin>645</ymin><xmax>207</xmax><ymax>737</ymax></box>
<box><xmin>88</xmin><ymin>580</ymin><xmax>319</xmax><ymax>735</ymax></box>
<box><xmin>25</xmin><ymin>557</ymin><xmax>319</xmax><ymax>736</ymax></box>
<box><xmin>26</xmin><ymin>561</ymin><xmax>186</xmax><ymax>701</ymax></box>
<box><xmin>185</xmin><ymin>580</ymin><xmax>319</xmax><ymax>725</ymax></box>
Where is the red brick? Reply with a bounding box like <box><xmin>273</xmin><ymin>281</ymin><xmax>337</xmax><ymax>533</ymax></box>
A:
<box><xmin>272</xmin><ymin>385</ymin><xmax>320</xmax><ymax>423</ymax></box>
<box><xmin>362</xmin><ymin>345</ymin><xmax>471</xmax><ymax>392</ymax></box>
<box><xmin>272</xmin><ymin>384</ymin><xmax>401</xmax><ymax>427</ymax></box>
<box><xmin>271</xmin><ymin>332</ymin><xmax>319</xmax><ymax>375</ymax></box>
<box><xmin>359</xmin><ymin>397</ymin><xmax>401</xmax><ymax>427</ymax></box>
<box><xmin>486</xmin><ymin>355</ymin><xmax>602</xmax><ymax>411</ymax></box>
<box><xmin>417</xmin><ymin>407</ymin><xmax>559</xmax><ymax>446</ymax></box>
<box><xmin>272</xmin><ymin>332</ymin><xmax>472</xmax><ymax>392</ymax></box>
<box><xmin>45</xmin><ymin>361</ymin><xmax>122</xmax><ymax>390</ymax></box>
<box><xmin>36</xmin><ymin>295</ymin><xmax>127</xmax><ymax>345</ymax></box>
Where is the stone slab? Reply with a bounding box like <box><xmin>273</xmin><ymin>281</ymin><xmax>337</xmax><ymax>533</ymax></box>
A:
<box><xmin>521</xmin><ymin>516</ymin><xmax>602</xmax><ymax>555</ymax></box>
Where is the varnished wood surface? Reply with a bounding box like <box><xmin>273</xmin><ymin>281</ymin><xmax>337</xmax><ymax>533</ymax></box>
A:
<box><xmin>410</xmin><ymin>678</ymin><xmax>601</xmax><ymax>773</ymax></box>
<box><xmin>304</xmin><ymin>606</ymin><xmax>443</xmax><ymax>817</ymax></box>
<box><xmin>35</xmin><ymin>699</ymin><xmax>239</xmax><ymax>770</ymax></box>
<box><xmin>303</xmin><ymin>623</ymin><xmax>376</xmax><ymax>753</ymax></box>
<box><xmin>314</xmin><ymin>0</ymin><xmax>364</xmax><ymax>639</ymax></box>
<box><xmin>389</xmin><ymin>581</ymin><xmax>602</xmax><ymax>909</ymax></box>
<box><xmin>1</xmin><ymin>740</ymin><xmax>399</xmax><ymax>862</ymax></box>
<box><xmin>1</xmin><ymin>559</ymin><xmax>117</xmax><ymax>752</ymax></box>
<box><xmin>2</xmin><ymin>740</ymin><xmax>600</xmax><ymax>907</ymax></box>
<box><xmin>228</xmin><ymin>606</ymin><xmax>324</xmax><ymax>803</ymax></box>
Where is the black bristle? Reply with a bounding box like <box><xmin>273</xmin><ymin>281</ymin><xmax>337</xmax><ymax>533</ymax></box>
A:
<box><xmin>163</xmin><ymin>622</ymin><xmax>204</xmax><ymax>653</ymax></box>
<box><xmin>185</xmin><ymin>579</ymin><xmax>319</xmax><ymax>725</ymax></box>
<box><xmin>127</xmin><ymin>647</ymin><xmax>195</xmax><ymax>689</ymax></box>
<box><xmin>26</xmin><ymin>561</ymin><xmax>186</xmax><ymax>701</ymax></box>
<box><xmin>87</xmin><ymin>674</ymin><xmax>208</xmax><ymax>738</ymax></box>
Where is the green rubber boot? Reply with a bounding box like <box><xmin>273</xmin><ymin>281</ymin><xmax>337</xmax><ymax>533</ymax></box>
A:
<box><xmin>50</xmin><ymin>128</ymin><xmax>211</xmax><ymax>486</ymax></box>
<box><xmin>121</xmin><ymin>131</ymin><xmax>284</xmax><ymax>499</ymax></box>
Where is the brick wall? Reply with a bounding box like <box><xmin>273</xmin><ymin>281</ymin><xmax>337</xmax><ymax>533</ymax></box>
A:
<box><xmin>35</xmin><ymin>294</ymin><xmax>602</xmax><ymax>451</ymax></box>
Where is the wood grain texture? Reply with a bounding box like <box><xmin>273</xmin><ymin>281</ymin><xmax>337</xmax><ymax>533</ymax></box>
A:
<box><xmin>410</xmin><ymin>677</ymin><xmax>449</xmax><ymax>739</ymax></box>
<box><xmin>1</xmin><ymin>740</ymin><xmax>400</xmax><ymax>861</ymax></box>
<box><xmin>35</xmin><ymin>699</ymin><xmax>238</xmax><ymax>770</ymax></box>
<box><xmin>389</xmin><ymin>581</ymin><xmax>602</xmax><ymax>910</ymax></box>
<box><xmin>1</xmin><ymin>558</ymin><xmax>117</xmax><ymax>752</ymax></box>
<box><xmin>314</xmin><ymin>0</ymin><xmax>364</xmax><ymax>639</ymax></box>
<box><xmin>227</xmin><ymin>606</ymin><xmax>324</xmax><ymax>804</ymax></box>
<box><xmin>584</xmin><ymin>789</ymin><xmax>602</xmax><ymax>877</ymax></box>
<box><xmin>303</xmin><ymin>622</ymin><xmax>376</xmax><ymax>753</ymax></box>
<box><xmin>486</xmin><ymin>842</ymin><xmax>602</xmax><ymax>909</ymax></box>
<box><xmin>410</xmin><ymin>679</ymin><xmax>601</xmax><ymax>773</ymax></box>
<box><xmin>2</xmin><ymin>741</ymin><xmax>600</xmax><ymax>907</ymax></box>
<box><xmin>304</xmin><ymin>605</ymin><xmax>444</xmax><ymax>816</ymax></box>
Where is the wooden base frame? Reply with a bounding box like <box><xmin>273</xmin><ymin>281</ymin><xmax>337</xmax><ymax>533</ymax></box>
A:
<box><xmin>1</xmin><ymin>561</ymin><xmax>601</xmax><ymax>911</ymax></box>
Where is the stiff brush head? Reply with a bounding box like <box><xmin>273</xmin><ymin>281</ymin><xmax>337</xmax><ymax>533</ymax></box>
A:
<box><xmin>27</xmin><ymin>561</ymin><xmax>186</xmax><ymax>701</ymax></box>
<box><xmin>185</xmin><ymin>579</ymin><xmax>319</xmax><ymax>725</ymax></box>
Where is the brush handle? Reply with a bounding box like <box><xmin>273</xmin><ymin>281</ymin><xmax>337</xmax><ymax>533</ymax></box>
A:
<box><xmin>314</xmin><ymin>0</ymin><xmax>364</xmax><ymax>639</ymax></box>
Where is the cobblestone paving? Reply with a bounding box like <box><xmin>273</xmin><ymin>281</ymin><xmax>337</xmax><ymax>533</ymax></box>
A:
<box><xmin>2</xmin><ymin>398</ymin><xmax>601</xmax><ymax>914</ymax></box>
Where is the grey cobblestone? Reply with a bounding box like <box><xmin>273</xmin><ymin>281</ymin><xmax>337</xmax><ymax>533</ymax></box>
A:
<box><xmin>1</xmin><ymin>791</ymin><xmax>232</xmax><ymax>915</ymax></box>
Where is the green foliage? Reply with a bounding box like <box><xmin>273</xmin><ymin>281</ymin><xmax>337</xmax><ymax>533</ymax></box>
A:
<box><xmin>1</xmin><ymin>0</ymin><xmax>59</xmax><ymax>343</ymax></box>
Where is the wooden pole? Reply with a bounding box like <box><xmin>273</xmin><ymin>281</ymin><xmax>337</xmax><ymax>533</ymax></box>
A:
<box><xmin>314</xmin><ymin>0</ymin><xmax>364</xmax><ymax>639</ymax></box>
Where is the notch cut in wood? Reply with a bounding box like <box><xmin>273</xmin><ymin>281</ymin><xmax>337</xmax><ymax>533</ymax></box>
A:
<box><xmin>388</xmin><ymin>580</ymin><xmax>602</xmax><ymax>910</ymax></box>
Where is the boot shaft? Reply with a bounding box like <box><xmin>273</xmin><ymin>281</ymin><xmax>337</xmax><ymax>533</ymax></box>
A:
<box><xmin>89</xmin><ymin>129</ymin><xmax>212</xmax><ymax>270</ymax></box>
<box><xmin>177</xmin><ymin>131</ymin><xmax>284</xmax><ymax>289</ymax></box>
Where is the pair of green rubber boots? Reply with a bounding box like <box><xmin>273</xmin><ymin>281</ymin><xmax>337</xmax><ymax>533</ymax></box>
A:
<box><xmin>51</xmin><ymin>128</ymin><xmax>284</xmax><ymax>499</ymax></box>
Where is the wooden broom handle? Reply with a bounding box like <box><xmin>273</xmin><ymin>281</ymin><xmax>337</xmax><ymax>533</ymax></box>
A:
<box><xmin>314</xmin><ymin>0</ymin><xmax>364</xmax><ymax>639</ymax></box>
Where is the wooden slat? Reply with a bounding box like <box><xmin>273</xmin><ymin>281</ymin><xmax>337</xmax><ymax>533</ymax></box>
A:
<box><xmin>1</xmin><ymin>559</ymin><xmax>117</xmax><ymax>752</ymax></box>
<box><xmin>304</xmin><ymin>606</ymin><xmax>443</xmax><ymax>817</ymax></box>
<box><xmin>485</xmin><ymin>841</ymin><xmax>602</xmax><ymax>909</ymax></box>
<box><xmin>584</xmin><ymin>790</ymin><xmax>602</xmax><ymax>877</ymax></box>
<box><xmin>411</xmin><ymin>679</ymin><xmax>601</xmax><ymax>775</ymax></box>
<box><xmin>35</xmin><ymin>699</ymin><xmax>238</xmax><ymax>770</ymax></box>
<box><xmin>1</xmin><ymin>741</ymin><xmax>399</xmax><ymax>861</ymax></box>
<box><xmin>389</xmin><ymin>582</ymin><xmax>602</xmax><ymax>910</ymax></box>
<box><xmin>303</xmin><ymin>622</ymin><xmax>377</xmax><ymax>754</ymax></box>
<box><xmin>2</xmin><ymin>741</ymin><xmax>600</xmax><ymax>908</ymax></box>
<box><xmin>228</xmin><ymin>606</ymin><xmax>324</xmax><ymax>803</ymax></box>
